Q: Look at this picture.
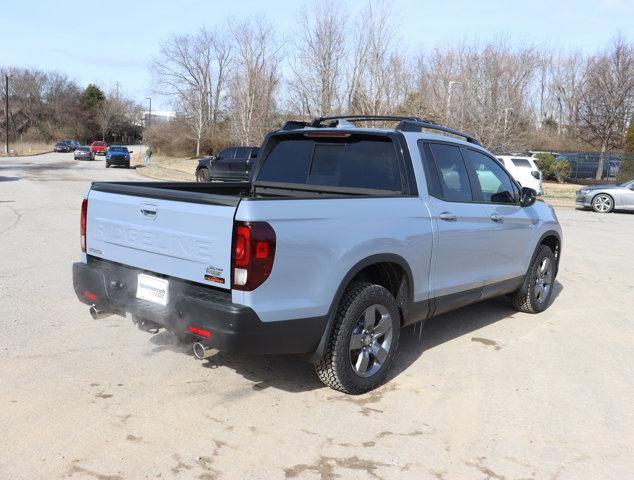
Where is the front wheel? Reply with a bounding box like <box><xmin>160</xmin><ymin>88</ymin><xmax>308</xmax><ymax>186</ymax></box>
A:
<box><xmin>105</xmin><ymin>162</ymin><xmax>110</xmax><ymax>168</ymax></box>
<box><xmin>315</xmin><ymin>282</ymin><xmax>400</xmax><ymax>394</ymax></box>
<box><xmin>196</xmin><ymin>168</ymin><xmax>210</xmax><ymax>182</ymax></box>
<box><xmin>511</xmin><ymin>245</ymin><xmax>557</xmax><ymax>313</ymax></box>
<box><xmin>592</xmin><ymin>194</ymin><xmax>613</xmax><ymax>213</ymax></box>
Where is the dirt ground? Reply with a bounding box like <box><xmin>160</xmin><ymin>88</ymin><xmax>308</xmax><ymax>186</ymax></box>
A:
<box><xmin>1</xmin><ymin>152</ymin><xmax>633</xmax><ymax>479</ymax></box>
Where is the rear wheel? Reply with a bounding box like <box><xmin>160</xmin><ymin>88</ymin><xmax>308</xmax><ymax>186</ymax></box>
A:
<box><xmin>592</xmin><ymin>194</ymin><xmax>613</xmax><ymax>213</ymax></box>
<box><xmin>511</xmin><ymin>245</ymin><xmax>557</xmax><ymax>313</ymax></box>
<box><xmin>196</xmin><ymin>168</ymin><xmax>211</xmax><ymax>182</ymax></box>
<box><xmin>315</xmin><ymin>282</ymin><xmax>400</xmax><ymax>394</ymax></box>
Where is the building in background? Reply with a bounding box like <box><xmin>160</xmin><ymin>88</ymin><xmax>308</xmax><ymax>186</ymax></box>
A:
<box><xmin>142</xmin><ymin>111</ymin><xmax>176</xmax><ymax>127</ymax></box>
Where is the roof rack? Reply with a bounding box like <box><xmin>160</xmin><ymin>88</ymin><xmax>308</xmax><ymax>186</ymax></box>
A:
<box><xmin>279</xmin><ymin>115</ymin><xmax>481</xmax><ymax>146</ymax></box>
<box><xmin>397</xmin><ymin>120</ymin><xmax>481</xmax><ymax>146</ymax></box>
<box><xmin>309</xmin><ymin>115</ymin><xmax>425</xmax><ymax>127</ymax></box>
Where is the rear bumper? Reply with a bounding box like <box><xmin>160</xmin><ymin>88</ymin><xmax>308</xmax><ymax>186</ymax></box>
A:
<box><xmin>72</xmin><ymin>258</ymin><xmax>326</xmax><ymax>355</ymax></box>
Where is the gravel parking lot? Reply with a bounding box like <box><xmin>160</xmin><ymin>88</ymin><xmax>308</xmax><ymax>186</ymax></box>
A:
<box><xmin>1</xmin><ymin>152</ymin><xmax>633</xmax><ymax>479</ymax></box>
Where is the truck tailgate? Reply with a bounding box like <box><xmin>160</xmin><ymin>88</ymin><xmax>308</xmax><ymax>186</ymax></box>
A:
<box><xmin>86</xmin><ymin>187</ymin><xmax>237</xmax><ymax>289</ymax></box>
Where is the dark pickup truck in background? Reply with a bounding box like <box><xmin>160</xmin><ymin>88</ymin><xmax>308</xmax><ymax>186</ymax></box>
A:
<box><xmin>195</xmin><ymin>146</ymin><xmax>259</xmax><ymax>182</ymax></box>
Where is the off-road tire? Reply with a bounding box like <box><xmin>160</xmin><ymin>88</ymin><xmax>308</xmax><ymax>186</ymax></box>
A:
<box><xmin>511</xmin><ymin>245</ymin><xmax>557</xmax><ymax>313</ymax></box>
<box><xmin>315</xmin><ymin>282</ymin><xmax>400</xmax><ymax>394</ymax></box>
<box><xmin>196</xmin><ymin>168</ymin><xmax>210</xmax><ymax>182</ymax></box>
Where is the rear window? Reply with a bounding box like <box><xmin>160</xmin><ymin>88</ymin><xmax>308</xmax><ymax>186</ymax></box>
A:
<box><xmin>511</xmin><ymin>158</ymin><xmax>532</xmax><ymax>168</ymax></box>
<box><xmin>93</xmin><ymin>142</ymin><xmax>106</xmax><ymax>146</ymax></box>
<box><xmin>257</xmin><ymin>135</ymin><xmax>402</xmax><ymax>192</ymax></box>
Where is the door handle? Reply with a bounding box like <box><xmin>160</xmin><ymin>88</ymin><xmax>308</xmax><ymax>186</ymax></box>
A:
<box><xmin>490</xmin><ymin>213</ymin><xmax>503</xmax><ymax>222</ymax></box>
<box><xmin>439</xmin><ymin>212</ymin><xmax>457</xmax><ymax>222</ymax></box>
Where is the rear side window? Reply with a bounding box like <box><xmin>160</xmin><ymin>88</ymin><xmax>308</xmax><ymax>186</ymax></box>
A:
<box><xmin>426</xmin><ymin>143</ymin><xmax>473</xmax><ymax>202</ymax></box>
<box><xmin>511</xmin><ymin>158</ymin><xmax>531</xmax><ymax>168</ymax></box>
<box><xmin>257</xmin><ymin>136</ymin><xmax>403</xmax><ymax>192</ymax></box>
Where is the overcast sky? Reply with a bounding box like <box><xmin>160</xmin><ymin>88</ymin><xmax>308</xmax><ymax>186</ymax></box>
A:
<box><xmin>3</xmin><ymin>0</ymin><xmax>632</xmax><ymax>110</ymax></box>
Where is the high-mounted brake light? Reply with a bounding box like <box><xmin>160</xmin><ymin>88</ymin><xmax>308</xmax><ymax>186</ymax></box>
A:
<box><xmin>232</xmin><ymin>221</ymin><xmax>276</xmax><ymax>291</ymax></box>
<box><xmin>80</xmin><ymin>198</ymin><xmax>88</xmax><ymax>252</ymax></box>
<box><xmin>303</xmin><ymin>132</ymin><xmax>351</xmax><ymax>138</ymax></box>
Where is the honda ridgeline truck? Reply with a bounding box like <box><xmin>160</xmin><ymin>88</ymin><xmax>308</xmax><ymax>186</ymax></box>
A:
<box><xmin>73</xmin><ymin>116</ymin><xmax>562</xmax><ymax>394</ymax></box>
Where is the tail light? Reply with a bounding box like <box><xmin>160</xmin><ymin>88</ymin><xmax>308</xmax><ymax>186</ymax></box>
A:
<box><xmin>231</xmin><ymin>221</ymin><xmax>276</xmax><ymax>291</ymax></box>
<box><xmin>80</xmin><ymin>199</ymin><xmax>88</xmax><ymax>252</ymax></box>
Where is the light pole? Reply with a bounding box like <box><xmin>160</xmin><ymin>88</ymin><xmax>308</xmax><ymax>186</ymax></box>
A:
<box><xmin>4</xmin><ymin>74</ymin><xmax>9</xmax><ymax>156</ymax></box>
<box><xmin>445</xmin><ymin>80</ymin><xmax>461</xmax><ymax>124</ymax></box>
<box><xmin>503</xmin><ymin>107</ymin><xmax>513</xmax><ymax>146</ymax></box>
<box><xmin>145</xmin><ymin>97</ymin><xmax>152</xmax><ymax>129</ymax></box>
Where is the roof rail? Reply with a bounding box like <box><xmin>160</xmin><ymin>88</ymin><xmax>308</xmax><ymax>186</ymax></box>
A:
<box><xmin>397</xmin><ymin>120</ymin><xmax>481</xmax><ymax>146</ymax></box>
<box><xmin>309</xmin><ymin>115</ymin><xmax>425</xmax><ymax>127</ymax></box>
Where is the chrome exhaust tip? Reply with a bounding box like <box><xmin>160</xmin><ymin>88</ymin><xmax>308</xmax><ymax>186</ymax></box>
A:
<box><xmin>193</xmin><ymin>342</ymin><xmax>214</xmax><ymax>360</ymax></box>
<box><xmin>89</xmin><ymin>306</ymin><xmax>111</xmax><ymax>320</ymax></box>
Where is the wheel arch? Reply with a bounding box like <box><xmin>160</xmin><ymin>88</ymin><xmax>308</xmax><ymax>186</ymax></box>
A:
<box><xmin>309</xmin><ymin>253</ymin><xmax>414</xmax><ymax>362</ymax></box>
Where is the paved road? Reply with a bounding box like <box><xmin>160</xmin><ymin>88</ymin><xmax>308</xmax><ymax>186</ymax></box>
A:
<box><xmin>1</xmin><ymin>152</ymin><xmax>633</xmax><ymax>479</ymax></box>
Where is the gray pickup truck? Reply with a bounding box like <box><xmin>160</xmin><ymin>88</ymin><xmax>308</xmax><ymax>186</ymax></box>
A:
<box><xmin>73</xmin><ymin>115</ymin><xmax>562</xmax><ymax>394</ymax></box>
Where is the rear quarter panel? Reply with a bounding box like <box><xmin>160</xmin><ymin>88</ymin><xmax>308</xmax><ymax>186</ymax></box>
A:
<box><xmin>234</xmin><ymin>197</ymin><xmax>433</xmax><ymax>322</ymax></box>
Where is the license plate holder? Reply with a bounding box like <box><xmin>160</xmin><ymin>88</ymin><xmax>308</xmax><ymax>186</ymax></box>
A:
<box><xmin>136</xmin><ymin>273</ymin><xmax>169</xmax><ymax>306</ymax></box>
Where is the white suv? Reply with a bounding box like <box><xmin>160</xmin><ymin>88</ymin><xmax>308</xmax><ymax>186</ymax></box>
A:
<box><xmin>497</xmin><ymin>155</ymin><xmax>543</xmax><ymax>194</ymax></box>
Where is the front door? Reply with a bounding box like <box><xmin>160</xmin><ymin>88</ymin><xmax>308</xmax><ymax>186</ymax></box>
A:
<box><xmin>463</xmin><ymin>148</ymin><xmax>536</xmax><ymax>284</ymax></box>
<box><xmin>420</xmin><ymin>141</ymin><xmax>491</xmax><ymax>314</ymax></box>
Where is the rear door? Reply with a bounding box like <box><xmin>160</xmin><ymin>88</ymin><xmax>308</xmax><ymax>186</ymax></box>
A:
<box><xmin>463</xmin><ymin>149</ymin><xmax>535</xmax><ymax>284</ymax></box>
<box><xmin>232</xmin><ymin>147</ymin><xmax>251</xmax><ymax>174</ymax></box>
<box><xmin>419</xmin><ymin>141</ymin><xmax>490</xmax><ymax>313</ymax></box>
<box><xmin>86</xmin><ymin>187</ymin><xmax>237</xmax><ymax>289</ymax></box>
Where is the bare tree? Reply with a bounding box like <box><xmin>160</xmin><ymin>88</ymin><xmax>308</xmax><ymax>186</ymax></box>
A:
<box><xmin>95</xmin><ymin>92</ymin><xmax>136</xmax><ymax>141</ymax></box>
<box><xmin>346</xmin><ymin>1</ymin><xmax>410</xmax><ymax>116</ymax></box>
<box><xmin>151</xmin><ymin>28</ymin><xmax>232</xmax><ymax>156</ymax></box>
<box><xmin>228</xmin><ymin>18</ymin><xmax>282</xmax><ymax>145</ymax></box>
<box><xmin>579</xmin><ymin>36</ymin><xmax>634</xmax><ymax>179</ymax></box>
<box><xmin>288</xmin><ymin>0</ymin><xmax>346</xmax><ymax>117</ymax></box>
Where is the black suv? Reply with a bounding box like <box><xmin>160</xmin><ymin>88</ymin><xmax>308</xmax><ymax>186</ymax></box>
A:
<box><xmin>195</xmin><ymin>146</ymin><xmax>260</xmax><ymax>182</ymax></box>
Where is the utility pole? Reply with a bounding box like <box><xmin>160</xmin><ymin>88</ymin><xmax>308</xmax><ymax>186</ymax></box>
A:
<box><xmin>445</xmin><ymin>80</ymin><xmax>461</xmax><ymax>125</ymax></box>
<box><xmin>4</xmin><ymin>74</ymin><xmax>9</xmax><ymax>156</ymax></box>
<box><xmin>114</xmin><ymin>81</ymin><xmax>121</xmax><ymax>98</ymax></box>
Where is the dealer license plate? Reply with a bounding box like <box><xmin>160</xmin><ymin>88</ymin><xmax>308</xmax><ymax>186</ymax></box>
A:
<box><xmin>136</xmin><ymin>274</ymin><xmax>169</xmax><ymax>306</ymax></box>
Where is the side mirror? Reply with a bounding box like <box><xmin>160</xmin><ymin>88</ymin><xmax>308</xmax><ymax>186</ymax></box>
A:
<box><xmin>519</xmin><ymin>187</ymin><xmax>537</xmax><ymax>207</ymax></box>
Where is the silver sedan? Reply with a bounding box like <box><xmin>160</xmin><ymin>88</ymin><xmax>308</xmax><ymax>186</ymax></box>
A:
<box><xmin>576</xmin><ymin>180</ymin><xmax>634</xmax><ymax>213</ymax></box>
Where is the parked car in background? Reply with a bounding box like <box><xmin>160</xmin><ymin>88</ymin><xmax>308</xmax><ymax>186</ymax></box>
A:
<box><xmin>91</xmin><ymin>141</ymin><xmax>108</xmax><ymax>156</ymax></box>
<box><xmin>195</xmin><ymin>146</ymin><xmax>260</xmax><ymax>182</ymax></box>
<box><xmin>496</xmin><ymin>155</ymin><xmax>543</xmax><ymax>194</ymax></box>
<box><xmin>74</xmin><ymin>146</ymin><xmax>94</xmax><ymax>161</ymax></box>
<box><xmin>575</xmin><ymin>179</ymin><xmax>634</xmax><ymax>213</ymax></box>
<box><xmin>69</xmin><ymin>140</ymin><xmax>81</xmax><ymax>150</ymax></box>
<box><xmin>105</xmin><ymin>146</ymin><xmax>131</xmax><ymax>169</ymax></box>
<box><xmin>54</xmin><ymin>141</ymin><xmax>73</xmax><ymax>153</ymax></box>
<box><xmin>556</xmin><ymin>153</ymin><xmax>622</xmax><ymax>180</ymax></box>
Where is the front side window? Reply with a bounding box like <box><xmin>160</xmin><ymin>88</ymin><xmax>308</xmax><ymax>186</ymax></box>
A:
<box><xmin>234</xmin><ymin>147</ymin><xmax>250</xmax><ymax>159</ymax></box>
<box><xmin>427</xmin><ymin>143</ymin><xmax>473</xmax><ymax>202</ymax></box>
<box><xmin>466</xmin><ymin>150</ymin><xmax>517</xmax><ymax>204</ymax></box>
<box><xmin>218</xmin><ymin>148</ymin><xmax>235</xmax><ymax>159</ymax></box>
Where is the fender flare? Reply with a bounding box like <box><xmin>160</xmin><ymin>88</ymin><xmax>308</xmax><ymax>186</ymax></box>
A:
<box><xmin>309</xmin><ymin>253</ymin><xmax>414</xmax><ymax>362</ymax></box>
